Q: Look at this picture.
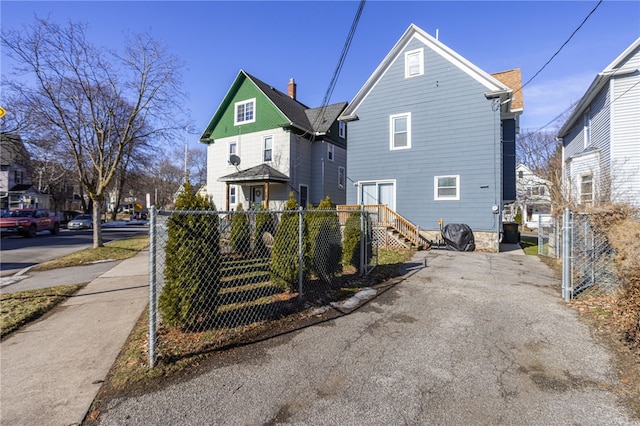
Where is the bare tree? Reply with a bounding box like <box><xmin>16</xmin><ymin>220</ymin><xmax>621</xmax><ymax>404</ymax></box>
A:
<box><xmin>516</xmin><ymin>130</ymin><xmax>567</xmax><ymax>215</ymax></box>
<box><xmin>187</xmin><ymin>146</ymin><xmax>207</xmax><ymax>189</ymax></box>
<box><xmin>1</xmin><ymin>17</ymin><xmax>184</xmax><ymax>247</ymax></box>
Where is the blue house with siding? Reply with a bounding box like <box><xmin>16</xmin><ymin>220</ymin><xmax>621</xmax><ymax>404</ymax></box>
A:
<box><xmin>339</xmin><ymin>24</ymin><xmax>523</xmax><ymax>252</ymax></box>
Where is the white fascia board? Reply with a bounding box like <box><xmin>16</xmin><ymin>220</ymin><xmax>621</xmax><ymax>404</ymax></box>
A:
<box><xmin>343</xmin><ymin>24</ymin><xmax>509</xmax><ymax>117</ymax></box>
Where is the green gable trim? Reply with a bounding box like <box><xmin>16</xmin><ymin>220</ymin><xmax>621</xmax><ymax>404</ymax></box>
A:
<box><xmin>200</xmin><ymin>72</ymin><xmax>289</xmax><ymax>143</ymax></box>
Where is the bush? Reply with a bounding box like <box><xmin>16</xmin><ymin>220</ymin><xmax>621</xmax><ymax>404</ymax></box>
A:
<box><xmin>230</xmin><ymin>203</ymin><xmax>251</xmax><ymax>257</ymax></box>
<box><xmin>159</xmin><ymin>180</ymin><xmax>221</xmax><ymax>329</ymax></box>
<box><xmin>306</xmin><ymin>196</ymin><xmax>342</xmax><ymax>284</ymax></box>
<box><xmin>254</xmin><ymin>203</ymin><xmax>275</xmax><ymax>257</ymax></box>
<box><xmin>342</xmin><ymin>212</ymin><xmax>371</xmax><ymax>273</ymax></box>
<box><xmin>270</xmin><ymin>193</ymin><xmax>309</xmax><ymax>291</ymax></box>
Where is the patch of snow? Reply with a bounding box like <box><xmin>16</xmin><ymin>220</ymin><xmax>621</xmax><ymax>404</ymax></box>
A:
<box><xmin>330</xmin><ymin>287</ymin><xmax>377</xmax><ymax>310</ymax></box>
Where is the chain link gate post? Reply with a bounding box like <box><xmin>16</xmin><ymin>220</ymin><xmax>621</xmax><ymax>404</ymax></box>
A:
<box><xmin>298</xmin><ymin>207</ymin><xmax>304</xmax><ymax>300</ymax></box>
<box><xmin>360</xmin><ymin>206</ymin><xmax>365</xmax><ymax>276</ymax></box>
<box><xmin>562</xmin><ymin>207</ymin><xmax>572</xmax><ymax>301</ymax></box>
<box><xmin>148</xmin><ymin>205</ymin><xmax>157</xmax><ymax>367</ymax></box>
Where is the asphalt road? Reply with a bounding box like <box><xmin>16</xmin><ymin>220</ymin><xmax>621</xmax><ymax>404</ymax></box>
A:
<box><xmin>0</xmin><ymin>223</ymin><xmax>148</xmax><ymax>277</ymax></box>
<box><xmin>96</xmin><ymin>249</ymin><xmax>637</xmax><ymax>425</ymax></box>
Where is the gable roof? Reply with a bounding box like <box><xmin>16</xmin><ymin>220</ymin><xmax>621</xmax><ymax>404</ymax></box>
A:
<box><xmin>558</xmin><ymin>37</ymin><xmax>640</xmax><ymax>138</ymax></box>
<box><xmin>218</xmin><ymin>163</ymin><xmax>290</xmax><ymax>183</ymax></box>
<box><xmin>340</xmin><ymin>23</ymin><xmax>515</xmax><ymax>120</ymax></box>
<box><xmin>200</xmin><ymin>70</ymin><xmax>347</xmax><ymax>142</ymax></box>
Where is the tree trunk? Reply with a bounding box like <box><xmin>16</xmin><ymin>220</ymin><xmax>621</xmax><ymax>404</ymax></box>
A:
<box><xmin>92</xmin><ymin>198</ymin><xmax>104</xmax><ymax>248</ymax></box>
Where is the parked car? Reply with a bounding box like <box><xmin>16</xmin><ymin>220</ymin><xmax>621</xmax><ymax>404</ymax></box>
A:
<box><xmin>0</xmin><ymin>208</ymin><xmax>60</xmax><ymax>237</ymax></box>
<box><xmin>59</xmin><ymin>210</ymin><xmax>82</xmax><ymax>227</ymax></box>
<box><xmin>67</xmin><ymin>214</ymin><xmax>93</xmax><ymax>230</ymax></box>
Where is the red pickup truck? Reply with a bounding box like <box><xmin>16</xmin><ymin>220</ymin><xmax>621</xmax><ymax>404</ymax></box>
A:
<box><xmin>0</xmin><ymin>208</ymin><xmax>60</xmax><ymax>237</ymax></box>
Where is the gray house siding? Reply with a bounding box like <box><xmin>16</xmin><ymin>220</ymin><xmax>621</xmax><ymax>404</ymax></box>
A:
<box><xmin>310</xmin><ymin>140</ymin><xmax>347</xmax><ymax>206</ymax></box>
<box><xmin>346</xmin><ymin>39</ymin><xmax>502</xmax><ymax>233</ymax></box>
<box><xmin>289</xmin><ymin>133</ymin><xmax>313</xmax><ymax>206</ymax></box>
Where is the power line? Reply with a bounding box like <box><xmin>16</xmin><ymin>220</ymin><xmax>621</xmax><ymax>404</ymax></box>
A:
<box><xmin>309</xmin><ymin>0</ymin><xmax>366</xmax><ymax>135</ymax></box>
<box><xmin>513</xmin><ymin>0</ymin><xmax>603</xmax><ymax>100</ymax></box>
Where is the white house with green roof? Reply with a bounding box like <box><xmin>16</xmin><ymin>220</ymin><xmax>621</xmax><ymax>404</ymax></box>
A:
<box><xmin>199</xmin><ymin>70</ymin><xmax>348</xmax><ymax>210</ymax></box>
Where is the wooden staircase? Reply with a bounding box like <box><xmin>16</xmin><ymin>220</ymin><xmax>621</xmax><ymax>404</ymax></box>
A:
<box><xmin>338</xmin><ymin>205</ymin><xmax>431</xmax><ymax>250</ymax></box>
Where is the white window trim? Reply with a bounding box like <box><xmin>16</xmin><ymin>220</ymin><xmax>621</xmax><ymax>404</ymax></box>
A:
<box><xmin>356</xmin><ymin>180</ymin><xmax>396</xmax><ymax>209</ymax></box>
<box><xmin>338</xmin><ymin>166</ymin><xmax>345</xmax><ymax>189</ymax></box>
<box><xmin>327</xmin><ymin>143</ymin><xmax>335</xmax><ymax>162</ymax></box>
<box><xmin>390</xmin><ymin>113</ymin><xmax>411</xmax><ymax>150</ymax></box>
<box><xmin>434</xmin><ymin>175</ymin><xmax>460</xmax><ymax>201</ymax></box>
<box><xmin>229</xmin><ymin>186</ymin><xmax>237</xmax><ymax>205</ymax></box>
<box><xmin>339</xmin><ymin>121</ymin><xmax>346</xmax><ymax>138</ymax></box>
<box><xmin>405</xmin><ymin>48</ymin><xmax>424</xmax><ymax>78</ymax></box>
<box><xmin>234</xmin><ymin>98</ymin><xmax>256</xmax><ymax>126</ymax></box>
<box><xmin>579</xmin><ymin>173</ymin><xmax>594</xmax><ymax>205</ymax></box>
<box><xmin>263</xmin><ymin>135</ymin><xmax>273</xmax><ymax>162</ymax></box>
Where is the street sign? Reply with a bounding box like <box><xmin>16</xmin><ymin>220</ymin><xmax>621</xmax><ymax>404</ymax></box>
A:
<box><xmin>0</xmin><ymin>106</ymin><xmax>6</xmax><ymax>118</ymax></box>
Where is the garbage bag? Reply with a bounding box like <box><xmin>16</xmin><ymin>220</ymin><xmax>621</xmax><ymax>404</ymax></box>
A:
<box><xmin>441</xmin><ymin>223</ymin><xmax>475</xmax><ymax>251</ymax></box>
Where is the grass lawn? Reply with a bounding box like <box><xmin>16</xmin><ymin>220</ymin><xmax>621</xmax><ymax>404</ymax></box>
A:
<box><xmin>33</xmin><ymin>236</ymin><xmax>149</xmax><ymax>271</ymax></box>
<box><xmin>1</xmin><ymin>284</ymin><xmax>84</xmax><ymax>339</ymax></box>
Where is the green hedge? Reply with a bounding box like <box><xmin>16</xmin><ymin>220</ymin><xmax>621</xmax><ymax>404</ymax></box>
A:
<box><xmin>159</xmin><ymin>180</ymin><xmax>221</xmax><ymax>329</ymax></box>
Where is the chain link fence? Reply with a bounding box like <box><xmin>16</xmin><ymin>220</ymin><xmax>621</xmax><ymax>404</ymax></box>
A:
<box><xmin>537</xmin><ymin>214</ymin><xmax>561</xmax><ymax>259</ymax></box>
<box><xmin>561</xmin><ymin>209</ymin><xmax>618</xmax><ymax>300</ymax></box>
<box><xmin>148</xmin><ymin>207</ymin><xmax>377</xmax><ymax>367</ymax></box>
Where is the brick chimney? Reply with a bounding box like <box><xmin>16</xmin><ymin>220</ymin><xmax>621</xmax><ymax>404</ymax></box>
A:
<box><xmin>287</xmin><ymin>78</ymin><xmax>296</xmax><ymax>100</ymax></box>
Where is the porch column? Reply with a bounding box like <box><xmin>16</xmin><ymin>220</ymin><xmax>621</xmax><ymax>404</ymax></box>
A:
<box><xmin>225</xmin><ymin>183</ymin><xmax>230</xmax><ymax>211</ymax></box>
<box><xmin>264</xmin><ymin>183</ymin><xmax>269</xmax><ymax>209</ymax></box>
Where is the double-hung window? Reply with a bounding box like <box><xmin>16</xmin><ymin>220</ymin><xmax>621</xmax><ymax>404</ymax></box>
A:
<box><xmin>580</xmin><ymin>174</ymin><xmax>593</xmax><ymax>205</ymax></box>
<box><xmin>390</xmin><ymin>113</ymin><xmax>411</xmax><ymax>150</ymax></box>
<box><xmin>338</xmin><ymin>167</ymin><xmax>345</xmax><ymax>189</ymax></box>
<box><xmin>234</xmin><ymin>98</ymin><xmax>255</xmax><ymax>125</ymax></box>
<box><xmin>434</xmin><ymin>175</ymin><xmax>460</xmax><ymax>200</ymax></box>
<box><xmin>405</xmin><ymin>48</ymin><xmax>424</xmax><ymax>78</ymax></box>
<box><xmin>339</xmin><ymin>121</ymin><xmax>346</xmax><ymax>138</ymax></box>
<box><xmin>327</xmin><ymin>144</ymin><xmax>334</xmax><ymax>162</ymax></box>
<box><xmin>229</xmin><ymin>186</ymin><xmax>237</xmax><ymax>205</ymax></box>
<box><xmin>263</xmin><ymin>136</ymin><xmax>273</xmax><ymax>162</ymax></box>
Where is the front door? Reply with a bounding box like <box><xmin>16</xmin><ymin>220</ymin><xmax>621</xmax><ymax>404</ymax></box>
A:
<box><xmin>251</xmin><ymin>186</ymin><xmax>263</xmax><ymax>209</ymax></box>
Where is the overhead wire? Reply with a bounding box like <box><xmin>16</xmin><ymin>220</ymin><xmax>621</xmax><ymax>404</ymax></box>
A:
<box><xmin>513</xmin><ymin>0</ymin><xmax>603</xmax><ymax>100</ymax></box>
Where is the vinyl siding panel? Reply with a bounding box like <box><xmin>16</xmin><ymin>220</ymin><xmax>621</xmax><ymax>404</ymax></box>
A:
<box><xmin>610</xmin><ymin>71</ymin><xmax>640</xmax><ymax>206</ymax></box>
<box><xmin>347</xmin><ymin>38</ymin><xmax>501</xmax><ymax>232</ymax></box>
<box><xmin>206</xmin><ymin>128</ymin><xmax>291</xmax><ymax>210</ymax></box>
<box><xmin>289</xmin><ymin>134</ymin><xmax>313</xmax><ymax>206</ymax></box>
<box><xmin>310</xmin><ymin>141</ymin><xmax>346</xmax><ymax>206</ymax></box>
<box><xmin>589</xmin><ymin>86</ymin><xmax>611</xmax><ymax>166</ymax></box>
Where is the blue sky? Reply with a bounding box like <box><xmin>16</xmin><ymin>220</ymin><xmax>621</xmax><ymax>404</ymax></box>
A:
<box><xmin>2</xmin><ymin>1</ymin><xmax>639</xmax><ymax>148</ymax></box>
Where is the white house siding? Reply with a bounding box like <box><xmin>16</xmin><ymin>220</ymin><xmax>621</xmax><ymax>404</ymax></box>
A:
<box><xmin>610</xmin><ymin>72</ymin><xmax>640</xmax><ymax>206</ymax></box>
<box><xmin>206</xmin><ymin>128</ymin><xmax>291</xmax><ymax>210</ymax></box>
<box><xmin>568</xmin><ymin>151</ymin><xmax>600</xmax><ymax>202</ymax></box>
<box><xmin>346</xmin><ymin>36</ymin><xmax>502</xmax><ymax>233</ymax></box>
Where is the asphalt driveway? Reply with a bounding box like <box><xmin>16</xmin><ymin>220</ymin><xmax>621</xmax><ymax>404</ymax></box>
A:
<box><xmin>96</xmin><ymin>249</ymin><xmax>636</xmax><ymax>425</ymax></box>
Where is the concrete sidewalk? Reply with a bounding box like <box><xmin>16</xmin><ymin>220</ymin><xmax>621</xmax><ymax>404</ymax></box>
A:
<box><xmin>0</xmin><ymin>249</ymin><xmax>149</xmax><ymax>426</ymax></box>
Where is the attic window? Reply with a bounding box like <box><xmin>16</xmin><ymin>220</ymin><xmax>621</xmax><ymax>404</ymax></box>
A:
<box><xmin>405</xmin><ymin>48</ymin><xmax>424</xmax><ymax>78</ymax></box>
<box><xmin>234</xmin><ymin>99</ymin><xmax>256</xmax><ymax>125</ymax></box>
